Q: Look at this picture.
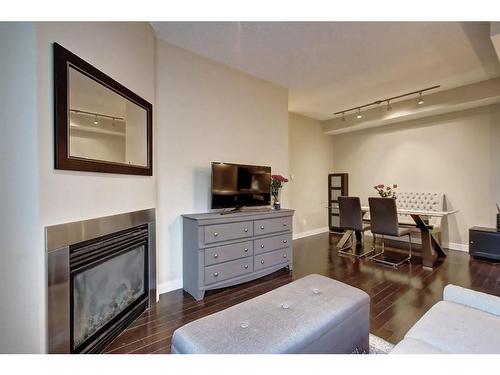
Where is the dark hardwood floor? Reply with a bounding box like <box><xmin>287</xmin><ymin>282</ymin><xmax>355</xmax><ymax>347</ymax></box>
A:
<box><xmin>104</xmin><ymin>232</ymin><xmax>500</xmax><ymax>354</ymax></box>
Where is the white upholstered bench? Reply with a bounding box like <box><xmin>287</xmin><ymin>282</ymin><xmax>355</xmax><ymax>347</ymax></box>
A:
<box><xmin>171</xmin><ymin>274</ymin><xmax>370</xmax><ymax>354</ymax></box>
<box><xmin>365</xmin><ymin>192</ymin><xmax>444</xmax><ymax>232</ymax></box>
<box><xmin>396</xmin><ymin>192</ymin><xmax>444</xmax><ymax>234</ymax></box>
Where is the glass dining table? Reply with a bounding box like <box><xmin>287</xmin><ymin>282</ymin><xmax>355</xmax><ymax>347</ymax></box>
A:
<box><xmin>335</xmin><ymin>206</ymin><xmax>458</xmax><ymax>269</ymax></box>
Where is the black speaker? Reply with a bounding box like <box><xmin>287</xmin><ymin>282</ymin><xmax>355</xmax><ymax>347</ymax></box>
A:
<box><xmin>469</xmin><ymin>227</ymin><xmax>500</xmax><ymax>261</ymax></box>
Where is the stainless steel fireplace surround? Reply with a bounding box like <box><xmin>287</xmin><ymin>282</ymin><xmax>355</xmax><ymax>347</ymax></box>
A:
<box><xmin>46</xmin><ymin>209</ymin><xmax>156</xmax><ymax>354</ymax></box>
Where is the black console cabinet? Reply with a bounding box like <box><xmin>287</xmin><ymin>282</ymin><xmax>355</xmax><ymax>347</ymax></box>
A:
<box><xmin>469</xmin><ymin>226</ymin><xmax>500</xmax><ymax>261</ymax></box>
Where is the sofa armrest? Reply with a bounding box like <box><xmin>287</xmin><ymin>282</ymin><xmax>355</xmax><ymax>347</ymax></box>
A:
<box><xmin>443</xmin><ymin>284</ymin><xmax>500</xmax><ymax>317</ymax></box>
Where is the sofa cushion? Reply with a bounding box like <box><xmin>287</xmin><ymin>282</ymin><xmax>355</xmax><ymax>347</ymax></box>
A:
<box><xmin>444</xmin><ymin>284</ymin><xmax>500</xmax><ymax>317</ymax></box>
<box><xmin>403</xmin><ymin>301</ymin><xmax>500</xmax><ymax>354</ymax></box>
<box><xmin>171</xmin><ymin>274</ymin><xmax>369</xmax><ymax>354</ymax></box>
<box><xmin>390</xmin><ymin>338</ymin><xmax>447</xmax><ymax>354</ymax></box>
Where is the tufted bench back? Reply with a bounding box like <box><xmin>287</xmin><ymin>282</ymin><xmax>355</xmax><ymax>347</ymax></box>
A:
<box><xmin>396</xmin><ymin>192</ymin><xmax>444</xmax><ymax>228</ymax></box>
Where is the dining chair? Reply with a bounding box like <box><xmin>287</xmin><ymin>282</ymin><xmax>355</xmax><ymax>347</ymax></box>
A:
<box><xmin>337</xmin><ymin>196</ymin><xmax>373</xmax><ymax>258</ymax></box>
<box><xmin>367</xmin><ymin>197</ymin><xmax>412</xmax><ymax>268</ymax></box>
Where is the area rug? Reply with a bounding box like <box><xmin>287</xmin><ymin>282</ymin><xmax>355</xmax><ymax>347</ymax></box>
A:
<box><xmin>368</xmin><ymin>333</ymin><xmax>394</xmax><ymax>354</ymax></box>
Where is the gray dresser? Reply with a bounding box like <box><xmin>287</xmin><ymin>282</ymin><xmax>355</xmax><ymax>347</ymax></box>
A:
<box><xmin>182</xmin><ymin>209</ymin><xmax>294</xmax><ymax>300</ymax></box>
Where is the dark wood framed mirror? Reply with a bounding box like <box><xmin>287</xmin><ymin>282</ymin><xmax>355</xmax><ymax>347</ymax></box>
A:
<box><xmin>54</xmin><ymin>43</ymin><xmax>153</xmax><ymax>176</ymax></box>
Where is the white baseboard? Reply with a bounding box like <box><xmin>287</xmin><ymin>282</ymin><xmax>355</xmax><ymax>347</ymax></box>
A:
<box><xmin>445</xmin><ymin>242</ymin><xmax>469</xmax><ymax>252</ymax></box>
<box><xmin>293</xmin><ymin>226</ymin><xmax>329</xmax><ymax>240</ymax></box>
<box><xmin>158</xmin><ymin>278</ymin><xmax>183</xmax><ymax>295</ymax></box>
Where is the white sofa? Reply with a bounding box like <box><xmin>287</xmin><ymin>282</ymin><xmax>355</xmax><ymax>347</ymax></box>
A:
<box><xmin>391</xmin><ymin>284</ymin><xmax>500</xmax><ymax>354</ymax></box>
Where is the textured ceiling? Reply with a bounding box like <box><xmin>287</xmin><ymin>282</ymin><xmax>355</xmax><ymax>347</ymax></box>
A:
<box><xmin>152</xmin><ymin>22</ymin><xmax>500</xmax><ymax>120</ymax></box>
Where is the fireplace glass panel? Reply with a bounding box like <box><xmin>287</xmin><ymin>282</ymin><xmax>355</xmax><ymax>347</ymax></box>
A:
<box><xmin>72</xmin><ymin>246</ymin><xmax>145</xmax><ymax>349</ymax></box>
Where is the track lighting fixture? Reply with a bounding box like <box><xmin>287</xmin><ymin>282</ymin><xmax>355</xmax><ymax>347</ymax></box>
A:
<box><xmin>332</xmin><ymin>84</ymin><xmax>439</xmax><ymax>120</ymax></box>
<box><xmin>417</xmin><ymin>92</ymin><xmax>424</xmax><ymax>105</ymax></box>
<box><xmin>69</xmin><ymin>109</ymin><xmax>125</xmax><ymax>126</ymax></box>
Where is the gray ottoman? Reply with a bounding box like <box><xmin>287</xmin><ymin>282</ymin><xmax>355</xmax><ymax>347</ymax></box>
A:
<box><xmin>171</xmin><ymin>274</ymin><xmax>370</xmax><ymax>354</ymax></box>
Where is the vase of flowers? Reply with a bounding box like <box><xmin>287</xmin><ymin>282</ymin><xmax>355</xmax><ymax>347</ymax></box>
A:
<box><xmin>271</xmin><ymin>174</ymin><xmax>288</xmax><ymax>210</ymax></box>
<box><xmin>373</xmin><ymin>183</ymin><xmax>398</xmax><ymax>199</ymax></box>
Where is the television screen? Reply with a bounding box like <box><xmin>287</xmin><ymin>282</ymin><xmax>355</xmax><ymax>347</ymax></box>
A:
<box><xmin>211</xmin><ymin>162</ymin><xmax>271</xmax><ymax>209</ymax></box>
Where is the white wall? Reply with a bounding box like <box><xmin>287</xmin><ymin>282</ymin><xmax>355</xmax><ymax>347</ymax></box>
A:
<box><xmin>35</xmin><ymin>22</ymin><xmax>157</xmax><ymax>352</ymax></box>
<box><xmin>332</xmin><ymin>105</ymin><xmax>500</xmax><ymax>248</ymax></box>
<box><xmin>0</xmin><ymin>23</ymin><xmax>41</xmax><ymax>353</ymax></box>
<box><xmin>155</xmin><ymin>40</ymin><xmax>289</xmax><ymax>292</ymax></box>
<box><xmin>289</xmin><ymin>113</ymin><xmax>334</xmax><ymax>236</ymax></box>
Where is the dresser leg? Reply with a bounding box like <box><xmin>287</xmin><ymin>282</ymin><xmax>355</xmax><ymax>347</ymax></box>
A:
<box><xmin>287</xmin><ymin>263</ymin><xmax>293</xmax><ymax>271</ymax></box>
<box><xmin>193</xmin><ymin>290</ymin><xmax>205</xmax><ymax>301</ymax></box>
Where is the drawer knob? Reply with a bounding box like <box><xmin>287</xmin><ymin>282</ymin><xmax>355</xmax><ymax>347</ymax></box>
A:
<box><xmin>244</xmin><ymin>265</ymin><xmax>248</xmax><ymax>269</ymax></box>
<box><xmin>283</xmin><ymin>239</ymin><xmax>287</xmax><ymax>244</ymax></box>
<box><xmin>213</xmin><ymin>232</ymin><xmax>218</xmax><ymax>237</ymax></box>
<box><xmin>261</xmin><ymin>244</ymin><xmax>265</xmax><ymax>248</ymax></box>
<box><xmin>283</xmin><ymin>253</ymin><xmax>287</xmax><ymax>258</ymax></box>
<box><xmin>244</xmin><ymin>228</ymin><xmax>248</xmax><ymax>232</ymax></box>
<box><xmin>214</xmin><ymin>272</ymin><xmax>219</xmax><ymax>277</ymax></box>
<box><xmin>283</xmin><ymin>222</ymin><xmax>287</xmax><ymax>226</ymax></box>
<box><xmin>261</xmin><ymin>260</ymin><xmax>265</xmax><ymax>264</ymax></box>
<box><xmin>260</xmin><ymin>225</ymin><xmax>265</xmax><ymax>230</ymax></box>
<box><xmin>213</xmin><ymin>253</ymin><xmax>218</xmax><ymax>258</ymax></box>
<box><xmin>244</xmin><ymin>248</ymin><xmax>249</xmax><ymax>252</ymax></box>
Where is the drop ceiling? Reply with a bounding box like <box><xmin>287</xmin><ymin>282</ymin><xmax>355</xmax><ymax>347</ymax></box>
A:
<box><xmin>152</xmin><ymin>22</ymin><xmax>500</xmax><ymax>121</ymax></box>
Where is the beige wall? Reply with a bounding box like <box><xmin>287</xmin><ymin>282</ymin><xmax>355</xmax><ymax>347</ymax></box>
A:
<box><xmin>155</xmin><ymin>40</ymin><xmax>289</xmax><ymax>292</ymax></box>
<box><xmin>289</xmin><ymin>113</ymin><xmax>334</xmax><ymax>235</ymax></box>
<box><xmin>35</xmin><ymin>22</ymin><xmax>157</xmax><ymax>352</ymax></box>
<box><xmin>332</xmin><ymin>104</ymin><xmax>500</xmax><ymax>247</ymax></box>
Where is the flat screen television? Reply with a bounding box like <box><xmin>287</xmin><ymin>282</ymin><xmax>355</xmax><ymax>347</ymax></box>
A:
<box><xmin>211</xmin><ymin>162</ymin><xmax>271</xmax><ymax>209</ymax></box>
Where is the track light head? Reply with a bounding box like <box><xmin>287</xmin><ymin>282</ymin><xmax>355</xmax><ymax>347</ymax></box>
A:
<box><xmin>356</xmin><ymin>108</ymin><xmax>362</xmax><ymax>119</ymax></box>
<box><xmin>418</xmin><ymin>92</ymin><xmax>424</xmax><ymax>105</ymax></box>
<box><xmin>387</xmin><ymin>100</ymin><xmax>392</xmax><ymax>111</ymax></box>
<box><xmin>341</xmin><ymin>112</ymin><xmax>346</xmax><ymax>122</ymax></box>
<box><xmin>93</xmin><ymin>114</ymin><xmax>99</xmax><ymax>125</ymax></box>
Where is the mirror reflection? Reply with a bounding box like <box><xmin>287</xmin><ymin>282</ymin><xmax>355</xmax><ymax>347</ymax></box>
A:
<box><xmin>68</xmin><ymin>67</ymin><xmax>148</xmax><ymax>167</ymax></box>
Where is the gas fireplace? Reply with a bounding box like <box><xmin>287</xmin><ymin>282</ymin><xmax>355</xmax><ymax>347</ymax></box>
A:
<box><xmin>47</xmin><ymin>209</ymin><xmax>156</xmax><ymax>353</ymax></box>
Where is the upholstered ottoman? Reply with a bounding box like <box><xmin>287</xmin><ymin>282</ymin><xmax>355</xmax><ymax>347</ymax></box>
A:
<box><xmin>171</xmin><ymin>274</ymin><xmax>370</xmax><ymax>354</ymax></box>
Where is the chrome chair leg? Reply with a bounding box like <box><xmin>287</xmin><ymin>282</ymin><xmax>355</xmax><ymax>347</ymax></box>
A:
<box><xmin>338</xmin><ymin>231</ymin><xmax>374</xmax><ymax>258</ymax></box>
<box><xmin>368</xmin><ymin>234</ymin><xmax>411</xmax><ymax>268</ymax></box>
<box><xmin>408</xmin><ymin>234</ymin><xmax>412</xmax><ymax>258</ymax></box>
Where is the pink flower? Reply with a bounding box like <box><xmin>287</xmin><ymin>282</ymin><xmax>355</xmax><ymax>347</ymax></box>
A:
<box><xmin>393</xmin><ymin>184</ymin><xmax>398</xmax><ymax>188</ymax></box>
<box><xmin>377</xmin><ymin>184</ymin><xmax>384</xmax><ymax>188</ymax></box>
<box><xmin>272</xmin><ymin>174</ymin><xmax>288</xmax><ymax>183</ymax></box>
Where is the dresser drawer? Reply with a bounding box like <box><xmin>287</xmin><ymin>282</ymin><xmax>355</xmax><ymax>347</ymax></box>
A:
<box><xmin>254</xmin><ymin>233</ymin><xmax>292</xmax><ymax>255</ymax></box>
<box><xmin>204</xmin><ymin>240</ymin><xmax>254</xmax><ymax>266</ymax></box>
<box><xmin>254</xmin><ymin>216</ymin><xmax>292</xmax><ymax>236</ymax></box>
<box><xmin>204</xmin><ymin>257</ymin><xmax>253</xmax><ymax>285</ymax></box>
<box><xmin>254</xmin><ymin>247</ymin><xmax>291</xmax><ymax>272</ymax></box>
<box><xmin>204</xmin><ymin>221</ymin><xmax>253</xmax><ymax>244</ymax></box>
